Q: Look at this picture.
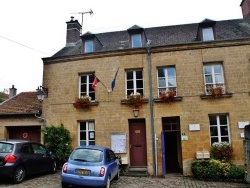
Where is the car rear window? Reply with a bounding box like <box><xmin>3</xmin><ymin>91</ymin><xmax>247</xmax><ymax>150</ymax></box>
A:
<box><xmin>0</xmin><ymin>143</ymin><xmax>13</xmax><ymax>153</ymax></box>
<box><xmin>70</xmin><ymin>148</ymin><xmax>103</xmax><ymax>162</ymax></box>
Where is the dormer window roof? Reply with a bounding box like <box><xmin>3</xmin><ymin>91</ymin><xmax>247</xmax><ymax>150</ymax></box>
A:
<box><xmin>127</xmin><ymin>25</ymin><xmax>146</xmax><ymax>48</ymax></box>
<box><xmin>197</xmin><ymin>19</ymin><xmax>217</xmax><ymax>41</ymax></box>
<box><xmin>80</xmin><ymin>32</ymin><xmax>102</xmax><ymax>53</ymax></box>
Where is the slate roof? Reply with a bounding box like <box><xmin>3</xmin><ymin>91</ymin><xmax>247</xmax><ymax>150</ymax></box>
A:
<box><xmin>0</xmin><ymin>92</ymin><xmax>41</xmax><ymax>115</ymax></box>
<box><xmin>52</xmin><ymin>19</ymin><xmax>250</xmax><ymax>58</ymax></box>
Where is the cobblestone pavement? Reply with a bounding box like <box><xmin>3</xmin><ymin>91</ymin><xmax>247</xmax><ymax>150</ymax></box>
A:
<box><xmin>0</xmin><ymin>172</ymin><xmax>249</xmax><ymax>188</ymax></box>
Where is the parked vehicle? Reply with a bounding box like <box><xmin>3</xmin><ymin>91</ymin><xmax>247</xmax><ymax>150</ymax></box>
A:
<box><xmin>0</xmin><ymin>139</ymin><xmax>58</xmax><ymax>183</ymax></box>
<box><xmin>61</xmin><ymin>145</ymin><xmax>120</xmax><ymax>188</ymax></box>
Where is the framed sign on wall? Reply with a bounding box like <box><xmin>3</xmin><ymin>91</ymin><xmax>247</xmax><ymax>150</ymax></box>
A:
<box><xmin>111</xmin><ymin>133</ymin><xmax>126</xmax><ymax>153</ymax></box>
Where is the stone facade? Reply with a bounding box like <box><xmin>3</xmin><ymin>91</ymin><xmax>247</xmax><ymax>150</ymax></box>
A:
<box><xmin>42</xmin><ymin>40</ymin><xmax>250</xmax><ymax>176</ymax></box>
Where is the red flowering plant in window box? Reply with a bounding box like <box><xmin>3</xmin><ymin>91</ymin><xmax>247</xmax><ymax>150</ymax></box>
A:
<box><xmin>73</xmin><ymin>96</ymin><xmax>92</xmax><ymax>110</ymax></box>
<box><xmin>210</xmin><ymin>142</ymin><xmax>233</xmax><ymax>162</ymax></box>
<box><xmin>126</xmin><ymin>92</ymin><xmax>145</xmax><ymax>108</ymax></box>
<box><xmin>159</xmin><ymin>91</ymin><xmax>176</xmax><ymax>104</ymax></box>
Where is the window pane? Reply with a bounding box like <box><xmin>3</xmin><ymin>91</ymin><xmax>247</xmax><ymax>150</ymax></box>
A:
<box><xmin>89</xmin><ymin>141</ymin><xmax>95</xmax><ymax>145</ymax></box>
<box><xmin>85</xmin><ymin>40</ymin><xmax>93</xmax><ymax>52</ymax></box>
<box><xmin>127</xmin><ymin>80</ymin><xmax>134</xmax><ymax>89</ymax></box>
<box><xmin>89</xmin><ymin>123</ymin><xmax>95</xmax><ymax>130</ymax></box>
<box><xmin>80</xmin><ymin>141</ymin><xmax>86</xmax><ymax>145</ymax></box>
<box><xmin>132</xmin><ymin>34</ymin><xmax>142</xmax><ymax>48</ymax></box>
<box><xmin>137</xmin><ymin>89</ymin><xmax>143</xmax><ymax>96</ymax></box>
<box><xmin>209</xmin><ymin>116</ymin><xmax>217</xmax><ymax>125</ymax></box>
<box><xmin>220</xmin><ymin>126</ymin><xmax>228</xmax><ymax>136</ymax></box>
<box><xmin>221</xmin><ymin>137</ymin><xmax>229</xmax><ymax>142</ymax></box>
<box><xmin>214</xmin><ymin>65</ymin><xmax>222</xmax><ymax>73</ymax></box>
<box><xmin>219</xmin><ymin>115</ymin><xmax>227</xmax><ymax>125</ymax></box>
<box><xmin>159</xmin><ymin>78</ymin><xmax>166</xmax><ymax>87</ymax></box>
<box><xmin>80</xmin><ymin>123</ymin><xmax>86</xmax><ymax>130</ymax></box>
<box><xmin>168</xmin><ymin>78</ymin><xmax>176</xmax><ymax>86</ymax></box>
<box><xmin>80</xmin><ymin>132</ymin><xmax>86</xmax><ymax>140</ymax></box>
<box><xmin>136</xmin><ymin>71</ymin><xmax>143</xmax><ymax>79</ymax></box>
<box><xmin>158</xmin><ymin>69</ymin><xmax>165</xmax><ymax>77</ymax></box>
<box><xmin>167</xmin><ymin>68</ymin><xmax>175</xmax><ymax>77</ymax></box>
<box><xmin>210</xmin><ymin>127</ymin><xmax>218</xmax><ymax>136</ymax></box>
<box><xmin>205</xmin><ymin>75</ymin><xmax>213</xmax><ymax>84</ymax></box>
<box><xmin>136</xmin><ymin>80</ymin><xmax>143</xmax><ymax>89</ymax></box>
<box><xmin>204</xmin><ymin>66</ymin><xmax>212</xmax><ymax>74</ymax></box>
<box><xmin>202</xmin><ymin>27</ymin><xmax>214</xmax><ymax>41</ymax></box>
<box><xmin>215</xmin><ymin>75</ymin><xmax>223</xmax><ymax>83</ymax></box>
<box><xmin>211</xmin><ymin>137</ymin><xmax>218</xmax><ymax>144</ymax></box>
<box><xmin>127</xmin><ymin>71</ymin><xmax>133</xmax><ymax>80</ymax></box>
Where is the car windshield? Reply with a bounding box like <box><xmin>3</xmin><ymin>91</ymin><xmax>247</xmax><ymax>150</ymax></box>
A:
<box><xmin>0</xmin><ymin>143</ymin><xmax>13</xmax><ymax>153</ymax></box>
<box><xmin>70</xmin><ymin>148</ymin><xmax>103</xmax><ymax>162</ymax></box>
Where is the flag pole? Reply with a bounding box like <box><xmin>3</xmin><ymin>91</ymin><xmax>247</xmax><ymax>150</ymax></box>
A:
<box><xmin>92</xmin><ymin>73</ymin><xmax>108</xmax><ymax>90</ymax></box>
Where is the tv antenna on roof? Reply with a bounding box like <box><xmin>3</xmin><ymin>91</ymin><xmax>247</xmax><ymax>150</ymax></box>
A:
<box><xmin>71</xmin><ymin>9</ymin><xmax>93</xmax><ymax>34</ymax></box>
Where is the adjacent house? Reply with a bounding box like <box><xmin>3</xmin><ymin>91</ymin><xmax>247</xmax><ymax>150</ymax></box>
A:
<box><xmin>40</xmin><ymin>1</ymin><xmax>250</xmax><ymax>176</ymax></box>
<box><xmin>0</xmin><ymin>86</ymin><xmax>42</xmax><ymax>143</ymax></box>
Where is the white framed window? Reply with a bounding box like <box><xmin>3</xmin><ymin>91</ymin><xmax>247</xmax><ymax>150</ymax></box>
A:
<box><xmin>79</xmin><ymin>74</ymin><xmax>96</xmax><ymax>100</ymax></box>
<box><xmin>131</xmin><ymin>34</ymin><xmax>142</xmax><ymax>48</ymax></box>
<box><xmin>209</xmin><ymin>114</ymin><xmax>230</xmax><ymax>144</ymax></box>
<box><xmin>84</xmin><ymin>40</ymin><xmax>93</xmax><ymax>52</ymax></box>
<box><xmin>79</xmin><ymin>121</ymin><xmax>95</xmax><ymax>146</ymax></box>
<box><xmin>203</xmin><ymin>64</ymin><xmax>225</xmax><ymax>94</ymax></box>
<box><xmin>157</xmin><ymin>67</ymin><xmax>177</xmax><ymax>96</ymax></box>
<box><xmin>202</xmin><ymin>27</ymin><xmax>214</xmax><ymax>41</ymax></box>
<box><xmin>126</xmin><ymin>70</ymin><xmax>143</xmax><ymax>96</ymax></box>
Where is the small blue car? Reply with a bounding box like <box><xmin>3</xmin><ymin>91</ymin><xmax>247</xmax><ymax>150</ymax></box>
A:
<box><xmin>61</xmin><ymin>145</ymin><xmax>120</xmax><ymax>188</ymax></box>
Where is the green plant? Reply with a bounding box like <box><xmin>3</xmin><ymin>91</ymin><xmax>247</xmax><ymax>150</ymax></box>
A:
<box><xmin>73</xmin><ymin>96</ymin><xmax>92</xmax><ymax>110</ymax></box>
<box><xmin>126</xmin><ymin>92</ymin><xmax>144</xmax><ymax>108</ymax></box>
<box><xmin>210</xmin><ymin>142</ymin><xmax>233</xmax><ymax>161</ymax></box>
<box><xmin>0</xmin><ymin>92</ymin><xmax>5</xmax><ymax>103</ymax></box>
<box><xmin>191</xmin><ymin>159</ymin><xmax>244</xmax><ymax>181</ymax></box>
<box><xmin>43</xmin><ymin>124</ymin><xmax>73</xmax><ymax>167</ymax></box>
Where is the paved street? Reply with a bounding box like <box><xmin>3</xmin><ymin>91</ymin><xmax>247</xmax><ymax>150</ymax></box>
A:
<box><xmin>0</xmin><ymin>172</ymin><xmax>249</xmax><ymax>188</ymax></box>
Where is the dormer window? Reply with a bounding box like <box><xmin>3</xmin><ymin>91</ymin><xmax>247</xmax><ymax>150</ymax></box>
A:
<box><xmin>127</xmin><ymin>25</ymin><xmax>145</xmax><ymax>48</ymax></box>
<box><xmin>202</xmin><ymin>27</ymin><xmax>214</xmax><ymax>41</ymax></box>
<box><xmin>131</xmin><ymin>34</ymin><xmax>142</xmax><ymax>48</ymax></box>
<box><xmin>85</xmin><ymin>40</ymin><xmax>93</xmax><ymax>53</ymax></box>
<box><xmin>197</xmin><ymin>19</ymin><xmax>216</xmax><ymax>41</ymax></box>
<box><xmin>80</xmin><ymin>32</ymin><xmax>103</xmax><ymax>54</ymax></box>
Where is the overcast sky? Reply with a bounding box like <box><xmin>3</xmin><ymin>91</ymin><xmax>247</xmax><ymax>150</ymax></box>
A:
<box><xmin>0</xmin><ymin>0</ymin><xmax>243</xmax><ymax>93</ymax></box>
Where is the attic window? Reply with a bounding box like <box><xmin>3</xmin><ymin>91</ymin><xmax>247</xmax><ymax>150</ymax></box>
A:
<box><xmin>202</xmin><ymin>27</ymin><xmax>214</xmax><ymax>41</ymax></box>
<box><xmin>85</xmin><ymin>40</ymin><xmax>93</xmax><ymax>53</ymax></box>
<box><xmin>131</xmin><ymin>34</ymin><xmax>142</xmax><ymax>48</ymax></box>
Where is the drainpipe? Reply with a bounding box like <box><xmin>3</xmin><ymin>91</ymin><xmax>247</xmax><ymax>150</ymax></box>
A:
<box><xmin>146</xmin><ymin>40</ymin><xmax>157</xmax><ymax>176</ymax></box>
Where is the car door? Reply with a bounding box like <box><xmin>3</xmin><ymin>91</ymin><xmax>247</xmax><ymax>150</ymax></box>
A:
<box><xmin>31</xmin><ymin>143</ymin><xmax>51</xmax><ymax>172</ymax></box>
<box><xmin>20</xmin><ymin>144</ymin><xmax>39</xmax><ymax>175</ymax></box>
<box><xmin>106</xmin><ymin>149</ymin><xmax>118</xmax><ymax>179</ymax></box>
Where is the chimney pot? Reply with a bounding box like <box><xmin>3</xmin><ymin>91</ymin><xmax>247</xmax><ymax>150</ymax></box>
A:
<box><xmin>9</xmin><ymin>85</ymin><xmax>17</xmax><ymax>98</ymax></box>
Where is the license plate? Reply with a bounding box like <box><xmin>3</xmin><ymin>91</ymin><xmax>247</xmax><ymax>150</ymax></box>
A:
<box><xmin>76</xmin><ymin>169</ymin><xmax>90</xmax><ymax>175</ymax></box>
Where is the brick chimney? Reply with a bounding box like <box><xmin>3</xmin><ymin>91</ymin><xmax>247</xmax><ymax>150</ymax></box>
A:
<box><xmin>9</xmin><ymin>85</ymin><xmax>17</xmax><ymax>98</ymax></box>
<box><xmin>66</xmin><ymin>16</ymin><xmax>82</xmax><ymax>46</ymax></box>
<box><xmin>241</xmin><ymin>0</ymin><xmax>250</xmax><ymax>23</ymax></box>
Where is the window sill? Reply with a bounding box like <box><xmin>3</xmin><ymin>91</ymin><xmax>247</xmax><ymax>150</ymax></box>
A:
<box><xmin>90</xmin><ymin>101</ymin><xmax>99</xmax><ymax>106</ymax></box>
<box><xmin>120</xmin><ymin>98</ymin><xmax>149</xmax><ymax>105</ymax></box>
<box><xmin>200</xmin><ymin>93</ymin><xmax>233</xmax><ymax>100</ymax></box>
<box><xmin>154</xmin><ymin>96</ymin><xmax>183</xmax><ymax>103</ymax></box>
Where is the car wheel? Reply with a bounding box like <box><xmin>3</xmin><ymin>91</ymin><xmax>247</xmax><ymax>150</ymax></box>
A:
<box><xmin>50</xmin><ymin>161</ymin><xmax>57</xmax><ymax>174</ymax></box>
<box><xmin>114</xmin><ymin>169</ymin><xmax>120</xmax><ymax>180</ymax></box>
<box><xmin>105</xmin><ymin>176</ymin><xmax>111</xmax><ymax>188</ymax></box>
<box><xmin>13</xmin><ymin>166</ymin><xmax>26</xmax><ymax>184</ymax></box>
<box><xmin>61</xmin><ymin>182</ymin><xmax>70</xmax><ymax>188</ymax></box>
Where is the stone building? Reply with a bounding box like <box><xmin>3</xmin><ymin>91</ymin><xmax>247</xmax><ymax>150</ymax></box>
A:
<box><xmin>41</xmin><ymin>1</ymin><xmax>250</xmax><ymax>176</ymax></box>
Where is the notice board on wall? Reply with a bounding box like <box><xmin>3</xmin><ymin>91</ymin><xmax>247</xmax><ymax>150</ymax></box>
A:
<box><xmin>111</xmin><ymin>133</ymin><xmax>126</xmax><ymax>153</ymax></box>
